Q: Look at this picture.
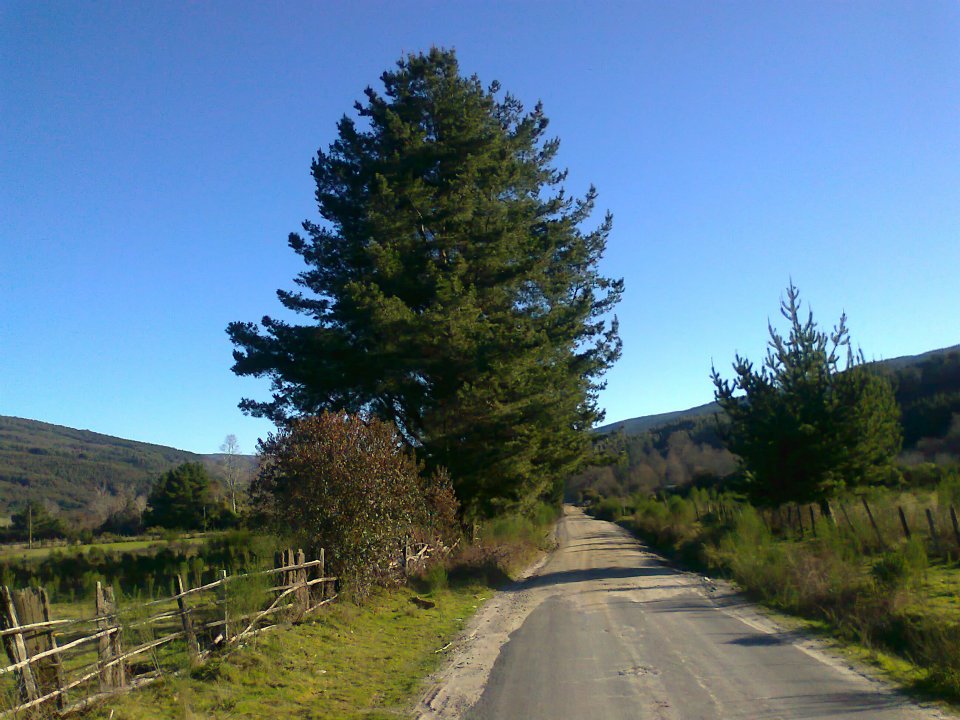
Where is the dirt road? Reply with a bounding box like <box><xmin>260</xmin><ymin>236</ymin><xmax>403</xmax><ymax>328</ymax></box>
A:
<box><xmin>418</xmin><ymin>507</ymin><xmax>955</xmax><ymax>720</ymax></box>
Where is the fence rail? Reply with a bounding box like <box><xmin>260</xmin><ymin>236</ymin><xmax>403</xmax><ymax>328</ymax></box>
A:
<box><xmin>0</xmin><ymin>548</ymin><xmax>336</xmax><ymax>718</ymax></box>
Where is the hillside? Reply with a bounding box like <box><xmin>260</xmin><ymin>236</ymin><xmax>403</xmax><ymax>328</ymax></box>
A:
<box><xmin>596</xmin><ymin>401</ymin><xmax>718</xmax><ymax>436</ymax></box>
<box><xmin>571</xmin><ymin>343</ymin><xmax>960</xmax><ymax>501</ymax></box>
<box><xmin>0</xmin><ymin>416</ymin><xmax>254</xmax><ymax>523</ymax></box>
<box><xmin>598</xmin><ymin>344</ymin><xmax>960</xmax><ymax>438</ymax></box>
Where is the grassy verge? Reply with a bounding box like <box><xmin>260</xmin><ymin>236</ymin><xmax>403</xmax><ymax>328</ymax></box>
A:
<box><xmin>79</xmin><ymin>583</ymin><xmax>492</xmax><ymax>720</ymax></box>
<box><xmin>75</xmin><ymin>510</ymin><xmax>556</xmax><ymax>720</ymax></box>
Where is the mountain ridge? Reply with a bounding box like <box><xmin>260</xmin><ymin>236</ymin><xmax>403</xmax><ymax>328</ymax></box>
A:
<box><xmin>599</xmin><ymin>343</ymin><xmax>960</xmax><ymax>437</ymax></box>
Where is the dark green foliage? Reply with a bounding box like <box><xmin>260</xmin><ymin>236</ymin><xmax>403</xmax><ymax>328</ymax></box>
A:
<box><xmin>253</xmin><ymin>412</ymin><xmax>460</xmax><ymax>599</ymax></box>
<box><xmin>9</xmin><ymin>500</ymin><xmax>65</xmax><ymax>541</ymax></box>
<box><xmin>711</xmin><ymin>283</ymin><xmax>902</xmax><ymax>506</ymax></box>
<box><xmin>228</xmin><ymin>48</ymin><xmax>622</xmax><ymax>516</ymax></box>
<box><xmin>145</xmin><ymin>463</ymin><xmax>215</xmax><ymax>530</ymax></box>
<box><xmin>891</xmin><ymin>349</ymin><xmax>960</xmax><ymax>457</ymax></box>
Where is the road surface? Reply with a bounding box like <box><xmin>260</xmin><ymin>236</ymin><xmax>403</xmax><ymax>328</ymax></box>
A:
<box><xmin>420</xmin><ymin>507</ymin><xmax>955</xmax><ymax>720</ymax></box>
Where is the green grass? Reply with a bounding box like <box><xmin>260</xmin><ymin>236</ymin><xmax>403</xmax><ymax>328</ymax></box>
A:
<box><xmin>67</xmin><ymin>512</ymin><xmax>555</xmax><ymax>719</ymax></box>
<box><xmin>0</xmin><ymin>535</ymin><xmax>210</xmax><ymax>562</ymax></box>
<box><xmin>78</xmin><ymin>582</ymin><xmax>493</xmax><ymax>720</ymax></box>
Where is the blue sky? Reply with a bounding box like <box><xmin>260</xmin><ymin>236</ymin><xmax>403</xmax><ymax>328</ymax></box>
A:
<box><xmin>2</xmin><ymin>1</ymin><xmax>958</xmax><ymax>455</ymax></box>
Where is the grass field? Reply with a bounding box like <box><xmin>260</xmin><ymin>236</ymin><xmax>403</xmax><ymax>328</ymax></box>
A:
<box><xmin>0</xmin><ymin>534</ymin><xmax>212</xmax><ymax>562</ymax></box>
<box><xmin>78</xmin><ymin>582</ymin><xmax>492</xmax><ymax>720</ymax></box>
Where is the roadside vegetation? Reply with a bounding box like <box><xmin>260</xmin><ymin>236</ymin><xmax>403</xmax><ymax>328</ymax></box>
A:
<box><xmin>581</xmin><ymin>285</ymin><xmax>960</xmax><ymax>702</ymax></box>
<box><xmin>586</xmin><ymin>477</ymin><xmax>960</xmax><ymax>700</ymax></box>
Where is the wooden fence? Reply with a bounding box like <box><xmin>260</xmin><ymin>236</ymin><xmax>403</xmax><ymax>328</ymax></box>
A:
<box><xmin>706</xmin><ymin>496</ymin><xmax>960</xmax><ymax>558</ymax></box>
<box><xmin>0</xmin><ymin>548</ymin><xmax>336</xmax><ymax>718</ymax></box>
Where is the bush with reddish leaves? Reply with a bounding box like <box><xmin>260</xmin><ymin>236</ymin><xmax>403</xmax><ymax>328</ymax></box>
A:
<box><xmin>253</xmin><ymin>412</ymin><xmax>459</xmax><ymax>599</ymax></box>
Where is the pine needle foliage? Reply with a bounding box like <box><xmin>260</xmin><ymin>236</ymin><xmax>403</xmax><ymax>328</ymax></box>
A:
<box><xmin>228</xmin><ymin>48</ymin><xmax>623</xmax><ymax>516</ymax></box>
<box><xmin>711</xmin><ymin>283</ymin><xmax>901</xmax><ymax>506</ymax></box>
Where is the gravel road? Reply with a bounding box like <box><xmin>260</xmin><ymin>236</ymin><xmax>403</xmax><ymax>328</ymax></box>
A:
<box><xmin>418</xmin><ymin>506</ymin><xmax>957</xmax><ymax>720</ymax></box>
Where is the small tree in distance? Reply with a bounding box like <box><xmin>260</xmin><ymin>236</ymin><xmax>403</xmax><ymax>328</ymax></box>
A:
<box><xmin>711</xmin><ymin>282</ymin><xmax>901</xmax><ymax>508</ymax></box>
<box><xmin>144</xmin><ymin>462</ymin><xmax>214</xmax><ymax>530</ymax></box>
<box><xmin>219</xmin><ymin>434</ymin><xmax>244</xmax><ymax>514</ymax></box>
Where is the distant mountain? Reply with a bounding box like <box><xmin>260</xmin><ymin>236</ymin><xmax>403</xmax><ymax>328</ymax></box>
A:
<box><xmin>0</xmin><ymin>416</ymin><xmax>255</xmax><ymax>521</ymax></box>
<box><xmin>572</xmin><ymin>343</ymin><xmax>960</xmax><ymax>501</ymax></box>
<box><xmin>596</xmin><ymin>401</ymin><xmax>719</xmax><ymax>436</ymax></box>
<box><xmin>866</xmin><ymin>344</ymin><xmax>960</xmax><ymax>372</ymax></box>
<box><xmin>598</xmin><ymin>344</ymin><xmax>960</xmax><ymax>439</ymax></box>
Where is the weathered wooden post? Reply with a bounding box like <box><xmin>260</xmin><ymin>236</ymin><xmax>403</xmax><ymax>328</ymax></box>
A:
<box><xmin>926</xmin><ymin>508</ymin><xmax>942</xmax><ymax>556</ymax></box>
<box><xmin>175</xmin><ymin>575</ymin><xmax>199</xmax><ymax>665</ymax></box>
<box><xmin>0</xmin><ymin>585</ymin><xmax>40</xmax><ymax>706</ymax></box>
<box><xmin>95</xmin><ymin>582</ymin><xmax>125</xmax><ymax>690</ymax></box>
<box><xmin>861</xmin><ymin>497</ymin><xmax>885</xmax><ymax>549</ymax></box>
<box><xmin>13</xmin><ymin>587</ymin><xmax>66</xmax><ymax>711</ymax></box>
<box><xmin>898</xmin><ymin>506</ymin><xmax>912</xmax><ymax>540</ymax></box>
<box><xmin>951</xmin><ymin>505</ymin><xmax>960</xmax><ymax>549</ymax></box>
<box><xmin>217</xmin><ymin>569</ymin><xmax>229</xmax><ymax>645</ymax></box>
<box><xmin>294</xmin><ymin>549</ymin><xmax>309</xmax><ymax>618</ymax></box>
<box><xmin>808</xmin><ymin>506</ymin><xmax>817</xmax><ymax>538</ymax></box>
<box><xmin>838</xmin><ymin>503</ymin><xmax>854</xmax><ymax>533</ymax></box>
<box><xmin>319</xmin><ymin>548</ymin><xmax>326</xmax><ymax>601</ymax></box>
<box><xmin>37</xmin><ymin>587</ymin><xmax>66</xmax><ymax>707</ymax></box>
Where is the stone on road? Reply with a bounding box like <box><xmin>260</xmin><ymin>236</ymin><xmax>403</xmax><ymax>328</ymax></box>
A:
<box><xmin>451</xmin><ymin>508</ymin><xmax>954</xmax><ymax>720</ymax></box>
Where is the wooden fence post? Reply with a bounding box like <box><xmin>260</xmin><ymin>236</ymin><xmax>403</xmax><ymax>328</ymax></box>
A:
<box><xmin>95</xmin><ymin>582</ymin><xmax>125</xmax><ymax>690</ymax></box>
<box><xmin>808</xmin><ymin>505</ymin><xmax>817</xmax><ymax>538</ymax></box>
<box><xmin>294</xmin><ymin>549</ymin><xmax>309</xmax><ymax>619</ymax></box>
<box><xmin>38</xmin><ymin>587</ymin><xmax>66</xmax><ymax>707</ymax></box>
<box><xmin>951</xmin><ymin>505</ymin><xmax>960</xmax><ymax>549</ymax></box>
<box><xmin>14</xmin><ymin>587</ymin><xmax>66</xmax><ymax>710</ymax></box>
<box><xmin>795</xmin><ymin>504</ymin><xmax>805</xmax><ymax>538</ymax></box>
<box><xmin>319</xmin><ymin>548</ymin><xmax>326</xmax><ymax>600</ymax></box>
<box><xmin>861</xmin><ymin>497</ymin><xmax>885</xmax><ymax>549</ymax></box>
<box><xmin>898</xmin><ymin>506</ymin><xmax>912</xmax><ymax>540</ymax></box>
<box><xmin>838</xmin><ymin>503</ymin><xmax>859</xmax><ymax>542</ymax></box>
<box><xmin>926</xmin><ymin>508</ymin><xmax>942</xmax><ymax>556</ymax></box>
<box><xmin>217</xmin><ymin>569</ymin><xmax>229</xmax><ymax>646</ymax></box>
<box><xmin>0</xmin><ymin>585</ymin><xmax>39</xmax><ymax>705</ymax></box>
<box><xmin>175</xmin><ymin>575</ymin><xmax>199</xmax><ymax>665</ymax></box>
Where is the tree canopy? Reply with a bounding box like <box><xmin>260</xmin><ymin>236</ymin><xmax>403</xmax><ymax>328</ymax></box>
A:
<box><xmin>711</xmin><ymin>283</ymin><xmax>901</xmax><ymax>507</ymax></box>
<box><xmin>144</xmin><ymin>462</ymin><xmax>214</xmax><ymax>530</ymax></box>
<box><xmin>228</xmin><ymin>48</ymin><xmax>622</xmax><ymax>515</ymax></box>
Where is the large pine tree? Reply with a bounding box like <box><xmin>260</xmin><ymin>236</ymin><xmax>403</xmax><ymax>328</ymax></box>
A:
<box><xmin>228</xmin><ymin>49</ymin><xmax>622</xmax><ymax>516</ymax></box>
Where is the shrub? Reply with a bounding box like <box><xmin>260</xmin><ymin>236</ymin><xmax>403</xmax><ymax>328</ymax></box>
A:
<box><xmin>253</xmin><ymin>412</ymin><xmax>457</xmax><ymax>600</ymax></box>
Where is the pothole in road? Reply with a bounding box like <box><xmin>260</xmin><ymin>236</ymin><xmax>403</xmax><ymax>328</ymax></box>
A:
<box><xmin>618</xmin><ymin>665</ymin><xmax>660</xmax><ymax>677</ymax></box>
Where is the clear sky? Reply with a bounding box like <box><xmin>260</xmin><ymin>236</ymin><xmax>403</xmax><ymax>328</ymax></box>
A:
<box><xmin>2</xmin><ymin>1</ymin><xmax>958</xmax><ymax>455</ymax></box>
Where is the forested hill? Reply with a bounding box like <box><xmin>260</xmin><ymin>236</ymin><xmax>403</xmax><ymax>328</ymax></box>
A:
<box><xmin>596</xmin><ymin>401</ymin><xmax>718</xmax><ymax>436</ymax></box>
<box><xmin>0</xmin><ymin>416</ymin><xmax>252</xmax><ymax>521</ymax></box>
<box><xmin>599</xmin><ymin>344</ymin><xmax>960</xmax><ymax>439</ymax></box>
<box><xmin>570</xmin><ymin>343</ymin><xmax>960</xmax><ymax>501</ymax></box>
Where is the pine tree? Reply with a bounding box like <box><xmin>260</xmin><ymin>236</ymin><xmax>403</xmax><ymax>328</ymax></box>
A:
<box><xmin>711</xmin><ymin>283</ymin><xmax>901</xmax><ymax>507</ymax></box>
<box><xmin>145</xmin><ymin>463</ymin><xmax>213</xmax><ymax>530</ymax></box>
<box><xmin>228</xmin><ymin>48</ymin><xmax>622</xmax><ymax>515</ymax></box>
